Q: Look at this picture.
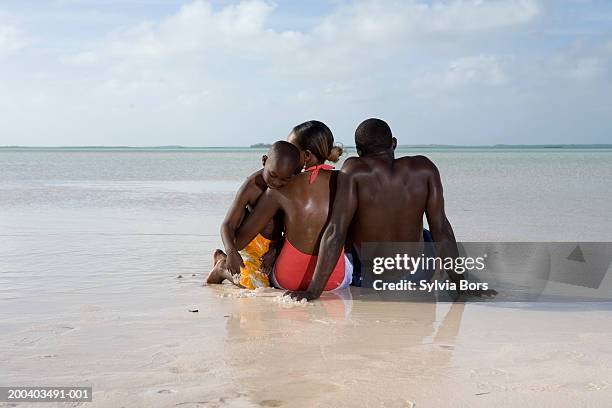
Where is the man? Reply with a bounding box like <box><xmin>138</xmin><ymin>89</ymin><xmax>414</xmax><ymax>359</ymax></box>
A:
<box><xmin>288</xmin><ymin>118</ymin><xmax>495</xmax><ymax>300</ymax></box>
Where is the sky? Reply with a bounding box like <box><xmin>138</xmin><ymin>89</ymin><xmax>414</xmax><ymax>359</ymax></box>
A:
<box><xmin>0</xmin><ymin>0</ymin><xmax>611</xmax><ymax>146</ymax></box>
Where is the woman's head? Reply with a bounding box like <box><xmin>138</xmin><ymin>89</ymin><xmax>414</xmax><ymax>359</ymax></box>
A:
<box><xmin>287</xmin><ymin>120</ymin><xmax>343</xmax><ymax>168</ymax></box>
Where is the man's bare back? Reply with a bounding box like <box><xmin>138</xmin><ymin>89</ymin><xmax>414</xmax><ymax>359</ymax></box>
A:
<box><xmin>344</xmin><ymin>154</ymin><xmax>441</xmax><ymax>244</ymax></box>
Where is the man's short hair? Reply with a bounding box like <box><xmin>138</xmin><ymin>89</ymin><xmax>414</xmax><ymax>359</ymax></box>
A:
<box><xmin>355</xmin><ymin>118</ymin><xmax>393</xmax><ymax>155</ymax></box>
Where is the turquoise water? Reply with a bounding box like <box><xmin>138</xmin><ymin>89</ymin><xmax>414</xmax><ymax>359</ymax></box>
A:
<box><xmin>1</xmin><ymin>148</ymin><xmax>611</xmax><ymax>302</ymax></box>
<box><xmin>1</xmin><ymin>147</ymin><xmax>611</xmax><ymax>230</ymax></box>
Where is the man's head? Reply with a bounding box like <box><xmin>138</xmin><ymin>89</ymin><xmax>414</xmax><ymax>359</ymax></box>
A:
<box><xmin>261</xmin><ymin>141</ymin><xmax>301</xmax><ymax>189</ymax></box>
<box><xmin>354</xmin><ymin>118</ymin><xmax>397</xmax><ymax>157</ymax></box>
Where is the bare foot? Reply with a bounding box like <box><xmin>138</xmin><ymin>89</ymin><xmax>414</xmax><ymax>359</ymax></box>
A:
<box><xmin>212</xmin><ymin>248</ymin><xmax>226</xmax><ymax>265</ymax></box>
<box><xmin>206</xmin><ymin>258</ymin><xmax>238</xmax><ymax>285</ymax></box>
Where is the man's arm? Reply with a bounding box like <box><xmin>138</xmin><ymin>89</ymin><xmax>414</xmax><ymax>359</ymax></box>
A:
<box><xmin>288</xmin><ymin>161</ymin><xmax>359</xmax><ymax>300</ymax></box>
<box><xmin>424</xmin><ymin>159</ymin><xmax>496</xmax><ymax>298</ymax></box>
<box><xmin>234</xmin><ymin>189</ymin><xmax>280</xmax><ymax>251</ymax></box>
<box><xmin>423</xmin><ymin>159</ymin><xmax>463</xmax><ymax>285</ymax></box>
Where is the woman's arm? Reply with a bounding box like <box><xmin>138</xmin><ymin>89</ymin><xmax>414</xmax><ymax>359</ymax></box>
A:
<box><xmin>234</xmin><ymin>189</ymin><xmax>281</xmax><ymax>250</ymax></box>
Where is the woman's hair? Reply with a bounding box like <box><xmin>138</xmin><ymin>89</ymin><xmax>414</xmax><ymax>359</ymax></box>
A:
<box><xmin>290</xmin><ymin>120</ymin><xmax>343</xmax><ymax>163</ymax></box>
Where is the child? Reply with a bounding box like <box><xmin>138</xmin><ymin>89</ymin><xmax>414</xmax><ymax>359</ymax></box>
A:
<box><xmin>206</xmin><ymin>141</ymin><xmax>302</xmax><ymax>289</ymax></box>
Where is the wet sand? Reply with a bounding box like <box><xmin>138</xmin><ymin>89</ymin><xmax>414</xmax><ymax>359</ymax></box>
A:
<box><xmin>2</xmin><ymin>277</ymin><xmax>612</xmax><ymax>407</ymax></box>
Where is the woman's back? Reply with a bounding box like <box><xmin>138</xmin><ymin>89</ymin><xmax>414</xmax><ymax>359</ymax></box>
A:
<box><xmin>274</xmin><ymin>169</ymin><xmax>337</xmax><ymax>255</ymax></box>
<box><xmin>271</xmin><ymin>167</ymin><xmax>347</xmax><ymax>292</ymax></box>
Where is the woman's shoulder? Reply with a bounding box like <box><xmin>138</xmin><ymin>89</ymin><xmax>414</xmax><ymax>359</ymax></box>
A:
<box><xmin>301</xmin><ymin>167</ymin><xmax>336</xmax><ymax>187</ymax></box>
<box><xmin>288</xmin><ymin>171</ymin><xmax>312</xmax><ymax>187</ymax></box>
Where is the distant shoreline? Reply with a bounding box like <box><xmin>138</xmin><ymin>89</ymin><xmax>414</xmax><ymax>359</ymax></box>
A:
<box><xmin>1</xmin><ymin>144</ymin><xmax>612</xmax><ymax>150</ymax></box>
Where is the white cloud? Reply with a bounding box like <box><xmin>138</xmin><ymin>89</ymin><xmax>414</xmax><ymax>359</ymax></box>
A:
<box><xmin>563</xmin><ymin>57</ymin><xmax>604</xmax><ymax>80</ymax></box>
<box><xmin>548</xmin><ymin>41</ymin><xmax>610</xmax><ymax>82</ymax></box>
<box><xmin>61</xmin><ymin>51</ymin><xmax>99</xmax><ymax>65</ymax></box>
<box><xmin>71</xmin><ymin>0</ymin><xmax>539</xmax><ymax>78</ymax></box>
<box><xmin>103</xmin><ymin>1</ymin><xmax>303</xmax><ymax>59</ymax></box>
<box><xmin>315</xmin><ymin>0</ymin><xmax>540</xmax><ymax>44</ymax></box>
<box><xmin>410</xmin><ymin>55</ymin><xmax>507</xmax><ymax>97</ymax></box>
<box><xmin>425</xmin><ymin>0</ymin><xmax>540</xmax><ymax>32</ymax></box>
<box><xmin>0</xmin><ymin>21</ymin><xmax>27</xmax><ymax>55</ymax></box>
<box><xmin>442</xmin><ymin>55</ymin><xmax>506</xmax><ymax>86</ymax></box>
<box><xmin>0</xmin><ymin>0</ymin><xmax>611</xmax><ymax>146</ymax></box>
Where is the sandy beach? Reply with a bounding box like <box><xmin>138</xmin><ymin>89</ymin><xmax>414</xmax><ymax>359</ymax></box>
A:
<box><xmin>1</xmin><ymin>148</ymin><xmax>612</xmax><ymax>407</ymax></box>
<box><xmin>2</xmin><ymin>0</ymin><xmax>612</xmax><ymax>404</ymax></box>
<box><xmin>3</xmin><ymin>282</ymin><xmax>612</xmax><ymax>407</ymax></box>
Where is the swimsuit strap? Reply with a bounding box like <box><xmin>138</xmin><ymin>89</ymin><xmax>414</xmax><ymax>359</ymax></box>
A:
<box><xmin>304</xmin><ymin>164</ymin><xmax>334</xmax><ymax>184</ymax></box>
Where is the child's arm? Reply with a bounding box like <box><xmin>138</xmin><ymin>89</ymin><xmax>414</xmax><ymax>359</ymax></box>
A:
<box><xmin>234</xmin><ymin>189</ymin><xmax>281</xmax><ymax>251</ymax></box>
<box><xmin>220</xmin><ymin>178</ymin><xmax>261</xmax><ymax>276</ymax></box>
<box><xmin>260</xmin><ymin>237</ymin><xmax>283</xmax><ymax>276</ymax></box>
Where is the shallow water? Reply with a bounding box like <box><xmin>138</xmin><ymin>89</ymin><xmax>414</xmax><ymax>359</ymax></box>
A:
<box><xmin>1</xmin><ymin>148</ymin><xmax>612</xmax><ymax>407</ymax></box>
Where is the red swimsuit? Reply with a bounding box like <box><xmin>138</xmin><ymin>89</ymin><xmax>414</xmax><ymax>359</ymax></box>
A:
<box><xmin>273</xmin><ymin>238</ymin><xmax>346</xmax><ymax>291</ymax></box>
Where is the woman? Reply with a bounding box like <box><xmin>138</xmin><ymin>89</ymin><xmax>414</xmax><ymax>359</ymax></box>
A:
<box><xmin>234</xmin><ymin>120</ymin><xmax>350</xmax><ymax>292</ymax></box>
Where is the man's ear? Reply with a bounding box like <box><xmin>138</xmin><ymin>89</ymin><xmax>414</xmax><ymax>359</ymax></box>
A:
<box><xmin>356</xmin><ymin>147</ymin><xmax>363</xmax><ymax>157</ymax></box>
<box><xmin>261</xmin><ymin>155</ymin><xmax>268</xmax><ymax>167</ymax></box>
<box><xmin>391</xmin><ymin>137</ymin><xmax>397</xmax><ymax>150</ymax></box>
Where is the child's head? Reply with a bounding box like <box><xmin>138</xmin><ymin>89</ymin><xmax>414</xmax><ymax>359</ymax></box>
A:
<box><xmin>261</xmin><ymin>141</ymin><xmax>301</xmax><ymax>189</ymax></box>
<box><xmin>287</xmin><ymin>120</ymin><xmax>343</xmax><ymax>168</ymax></box>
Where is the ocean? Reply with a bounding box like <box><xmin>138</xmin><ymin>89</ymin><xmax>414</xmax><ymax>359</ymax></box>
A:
<box><xmin>2</xmin><ymin>146</ymin><xmax>611</xmax><ymax>300</ymax></box>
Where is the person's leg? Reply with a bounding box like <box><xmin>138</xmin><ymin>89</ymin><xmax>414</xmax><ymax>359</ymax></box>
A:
<box><xmin>269</xmin><ymin>264</ymin><xmax>285</xmax><ymax>290</ymax></box>
<box><xmin>333</xmin><ymin>253</ymin><xmax>353</xmax><ymax>290</ymax></box>
<box><xmin>349</xmin><ymin>245</ymin><xmax>362</xmax><ymax>287</ymax></box>
<box><xmin>421</xmin><ymin>229</ymin><xmax>437</xmax><ymax>282</ymax></box>
<box><xmin>206</xmin><ymin>249</ymin><xmax>239</xmax><ymax>285</ymax></box>
<box><xmin>395</xmin><ymin>231</ymin><xmax>436</xmax><ymax>283</ymax></box>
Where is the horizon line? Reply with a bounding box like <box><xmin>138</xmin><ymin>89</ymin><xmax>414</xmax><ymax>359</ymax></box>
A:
<box><xmin>2</xmin><ymin>144</ymin><xmax>612</xmax><ymax>149</ymax></box>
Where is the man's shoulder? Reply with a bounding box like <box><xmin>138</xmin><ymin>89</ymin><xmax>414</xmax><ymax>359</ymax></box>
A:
<box><xmin>340</xmin><ymin>156</ymin><xmax>370</xmax><ymax>173</ymax></box>
<box><xmin>396</xmin><ymin>155</ymin><xmax>438</xmax><ymax>172</ymax></box>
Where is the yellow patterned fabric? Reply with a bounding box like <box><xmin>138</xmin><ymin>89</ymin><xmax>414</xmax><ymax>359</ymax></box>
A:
<box><xmin>239</xmin><ymin>234</ymin><xmax>272</xmax><ymax>290</ymax></box>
